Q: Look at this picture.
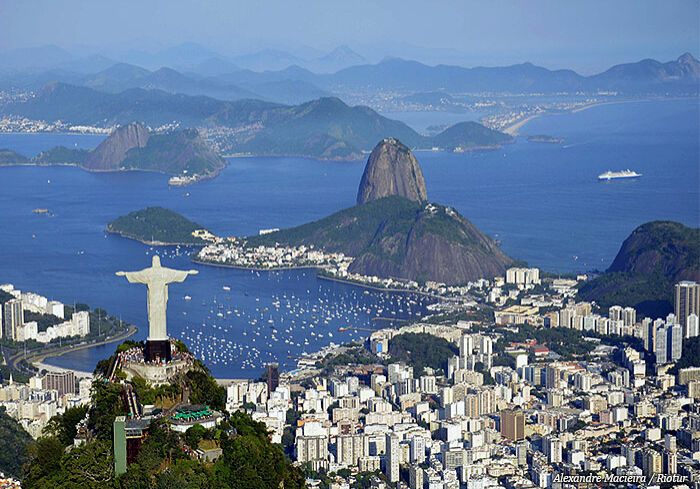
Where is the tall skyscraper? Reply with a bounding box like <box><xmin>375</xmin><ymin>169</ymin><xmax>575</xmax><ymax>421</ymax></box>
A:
<box><xmin>676</xmin><ymin>281</ymin><xmax>699</xmax><ymax>335</ymax></box>
<box><xmin>385</xmin><ymin>433</ymin><xmax>399</xmax><ymax>483</ymax></box>
<box><xmin>655</xmin><ymin>322</ymin><xmax>683</xmax><ymax>365</ymax></box>
<box><xmin>410</xmin><ymin>435</ymin><xmax>425</xmax><ymax>464</ymax></box>
<box><xmin>267</xmin><ymin>362</ymin><xmax>279</xmax><ymax>398</ymax></box>
<box><xmin>642</xmin><ymin>318</ymin><xmax>654</xmax><ymax>352</ymax></box>
<box><xmin>501</xmin><ymin>410</ymin><xmax>525</xmax><ymax>441</ymax></box>
<box><xmin>2</xmin><ymin>298</ymin><xmax>23</xmax><ymax>341</ymax></box>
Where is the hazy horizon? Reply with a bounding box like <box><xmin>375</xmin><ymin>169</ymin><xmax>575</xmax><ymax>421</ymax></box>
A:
<box><xmin>1</xmin><ymin>0</ymin><xmax>698</xmax><ymax>74</ymax></box>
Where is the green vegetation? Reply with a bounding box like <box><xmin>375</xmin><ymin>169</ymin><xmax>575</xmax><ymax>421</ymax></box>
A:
<box><xmin>247</xmin><ymin>195</ymin><xmax>511</xmax><ymax>284</ymax></box>
<box><xmin>494</xmin><ymin>324</ymin><xmax>596</xmax><ymax>360</ymax></box>
<box><xmin>120</xmin><ymin>129</ymin><xmax>225</xmax><ymax>176</ymax></box>
<box><xmin>320</xmin><ymin>346</ymin><xmax>376</xmax><ymax>375</ymax></box>
<box><xmin>0</xmin><ymin>406</ymin><xmax>32</xmax><ymax>477</ymax></box>
<box><xmin>34</xmin><ymin>146</ymin><xmax>89</xmax><ymax>164</ymax></box>
<box><xmin>0</xmin><ymin>148</ymin><xmax>29</xmax><ymax>164</ymax></box>
<box><xmin>430</xmin><ymin>121</ymin><xmax>512</xmax><ymax>149</ymax></box>
<box><xmin>669</xmin><ymin>337</ymin><xmax>700</xmax><ymax>374</ymax></box>
<box><xmin>579</xmin><ymin>221</ymin><xmax>699</xmax><ymax>317</ymax></box>
<box><xmin>43</xmin><ymin>405</ymin><xmax>90</xmax><ymax>445</ymax></box>
<box><xmin>131</xmin><ymin>375</ymin><xmax>181</xmax><ymax>406</ymax></box>
<box><xmin>387</xmin><ymin>332</ymin><xmax>458</xmax><ymax>376</ymax></box>
<box><xmin>184</xmin><ymin>368</ymin><xmax>226</xmax><ymax>410</ymax></box>
<box><xmin>22</xmin><ymin>341</ymin><xmax>304</xmax><ymax>488</ymax></box>
<box><xmin>0</xmin><ymin>146</ymin><xmax>89</xmax><ymax>165</ymax></box>
<box><xmin>24</xmin><ymin>310</ymin><xmax>63</xmax><ymax>332</ymax></box>
<box><xmin>248</xmin><ymin>195</ymin><xmax>423</xmax><ymax>254</ymax></box>
<box><xmin>7</xmin><ymin>84</ymin><xmax>511</xmax><ymax>160</ymax></box>
<box><xmin>0</xmin><ymin>365</ymin><xmax>31</xmax><ymax>383</ymax></box>
<box><xmin>107</xmin><ymin>206</ymin><xmax>209</xmax><ymax>244</ymax></box>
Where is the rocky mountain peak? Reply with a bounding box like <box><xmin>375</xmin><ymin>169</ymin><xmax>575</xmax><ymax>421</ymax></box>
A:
<box><xmin>84</xmin><ymin>122</ymin><xmax>150</xmax><ymax>170</ymax></box>
<box><xmin>356</xmin><ymin>138</ymin><xmax>428</xmax><ymax>205</ymax></box>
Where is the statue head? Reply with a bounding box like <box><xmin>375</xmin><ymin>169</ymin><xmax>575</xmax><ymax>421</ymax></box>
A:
<box><xmin>152</xmin><ymin>255</ymin><xmax>161</xmax><ymax>267</ymax></box>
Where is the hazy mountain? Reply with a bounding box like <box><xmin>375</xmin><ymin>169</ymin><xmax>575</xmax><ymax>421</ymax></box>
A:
<box><xmin>188</xmin><ymin>57</ymin><xmax>241</xmax><ymax>76</ymax></box>
<box><xmin>249</xmin><ymin>79</ymin><xmax>331</xmax><ymax>104</ymax></box>
<box><xmin>0</xmin><ymin>83</ymin><xmax>515</xmax><ymax>159</ymax></box>
<box><xmin>77</xmin><ymin>63</ymin><xmax>259</xmax><ymax>101</ymax></box>
<box><xmin>0</xmin><ymin>44</ymin><xmax>73</xmax><ymax>71</ymax></box>
<box><xmin>305</xmin><ymin>45</ymin><xmax>366</xmax><ymax>73</ymax></box>
<box><xmin>231</xmin><ymin>49</ymin><xmax>305</xmax><ymax>72</ymax></box>
<box><xmin>54</xmin><ymin>54</ymin><xmax>117</xmax><ymax>74</ymax></box>
<box><xmin>82</xmin><ymin>63</ymin><xmax>151</xmax><ymax>91</ymax></box>
<box><xmin>589</xmin><ymin>53</ymin><xmax>700</xmax><ymax>91</ymax></box>
<box><xmin>323</xmin><ymin>57</ymin><xmax>586</xmax><ymax>93</ymax></box>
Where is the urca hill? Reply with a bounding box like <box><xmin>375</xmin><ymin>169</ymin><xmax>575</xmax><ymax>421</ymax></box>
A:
<box><xmin>0</xmin><ymin>122</ymin><xmax>225</xmax><ymax>179</ymax></box>
<box><xmin>579</xmin><ymin>220</ymin><xmax>700</xmax><ymax>317</ymax></box>
<box><xmin>250</xmin><ymin>138</ymin><xmax>513</xmax><ymax>284</ymax></box>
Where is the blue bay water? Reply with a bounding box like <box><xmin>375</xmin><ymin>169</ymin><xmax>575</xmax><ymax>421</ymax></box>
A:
<box><xmin>0</xmin><ymin>99</ymin><xmax>697</xmax><ymax>377</ymax></box>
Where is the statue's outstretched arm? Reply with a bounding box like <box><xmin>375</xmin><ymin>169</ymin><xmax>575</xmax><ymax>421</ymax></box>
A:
<box><xmin>115</xmin><ymin>270</ymin><xmax>150</xmax><ymax>284</ymax></box>
<box><xmin>165</xmin><ymin>269</ymin><xmax>199</xmax><ymax>283</ymax></box>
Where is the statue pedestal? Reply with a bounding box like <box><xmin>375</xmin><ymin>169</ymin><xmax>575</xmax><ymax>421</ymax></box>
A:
<box><xmin>144</xmin><ymin>339</ymin><xmax>172</xmax><ymax>363</ymax></box>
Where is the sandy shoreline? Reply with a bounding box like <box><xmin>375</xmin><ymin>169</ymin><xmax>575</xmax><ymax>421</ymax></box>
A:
<box><xmin>502</xmin><ymin>97</ymin><xmax>678</xmax><ymax>135</ymax></box>
<box><xmin>502</xmin><ymin>115</ymin><xmax>540</xmax><ymax>135</ymax></box>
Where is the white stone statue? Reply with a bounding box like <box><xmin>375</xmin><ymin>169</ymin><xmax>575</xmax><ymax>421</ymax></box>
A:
<box><xmin>116</xmin><ymin>256</ymin><xmax>198</xmax><ymax>341</ymax></box>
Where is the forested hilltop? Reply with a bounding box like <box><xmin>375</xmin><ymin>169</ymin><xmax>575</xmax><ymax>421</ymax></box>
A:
<box><xmin>20</xmin><ymin>340</ymin><xmax>305</xmax><ymax>489</ymax></box>
<box><xmin>579</xmin><ymin>221</ymin><xmax>700</xmax><ymax>316</ymax></box>
<box><xmin>106</xmin><ymin>207</ymin><xmax>210</xmax><ymax>245</ymax></box>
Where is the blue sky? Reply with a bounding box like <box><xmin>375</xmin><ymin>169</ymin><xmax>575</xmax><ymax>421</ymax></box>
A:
<box><xmin>1</xmin><ymin>0</ymin><xmax>698</xmax><ymax>73</ymax></box>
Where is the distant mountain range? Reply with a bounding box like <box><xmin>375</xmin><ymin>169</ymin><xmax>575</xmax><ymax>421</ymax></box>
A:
<box><xmin>1</xmin><ymin>51</ymin><xmax>697</xmax><ymax>106</ymax></box>
<box><xmin>1</xmin><ymin>84</ymin><xmax>512</xmax><ymax>159</ymax></box>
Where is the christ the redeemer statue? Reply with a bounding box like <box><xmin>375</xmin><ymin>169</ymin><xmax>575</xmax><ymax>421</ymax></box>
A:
<box><xmin>117</xmin><ymin>255</ymin><xmax>197</xmax><ymax>362</ymax></box>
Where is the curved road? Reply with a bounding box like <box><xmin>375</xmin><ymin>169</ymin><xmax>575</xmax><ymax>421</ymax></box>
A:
<box><xmin>5</xmin><ymin>325</ymin><xmax>138</xmax><ymax>373</ymax></box>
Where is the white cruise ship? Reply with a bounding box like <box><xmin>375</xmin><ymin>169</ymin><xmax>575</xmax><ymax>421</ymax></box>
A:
<box><xmin>598</xmin><ymin>169</ymin><xmax>642</xmax><ymax>180</ymax></box>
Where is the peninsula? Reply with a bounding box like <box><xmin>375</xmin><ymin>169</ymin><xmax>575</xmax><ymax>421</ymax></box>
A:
<box><xmin>0</xmin><ymin>122</ymin><xmax>226</xmax><ymax>182</ymax></box>
<box><xmin>198</xmin><ymin>138</ymin><xmax>514</xmax><ymax>285</ymax></box>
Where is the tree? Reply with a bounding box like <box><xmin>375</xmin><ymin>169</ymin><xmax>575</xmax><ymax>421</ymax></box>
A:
<box><xmin>22</xmin><ymin>436</ymin><xmax>65</xmax><ymax>487</ymax></box>
<box><xmin>185</xmin><ymin>424</ymin><xmax>207</xmax><ymax>448</ymax></box>
<box><xmin>44</xmin><ymin>405</ymin><xmax>89</xmax><ymax>446</ymax></box>
<box><xmin>0</xmin><ymin>406</ymin><xmax>32</xmax><ymax>477</ymax></box>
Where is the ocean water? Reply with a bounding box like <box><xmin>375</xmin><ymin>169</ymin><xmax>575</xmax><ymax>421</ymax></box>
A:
<box><xmin>0</xmin><ymin>98</ymin><xmax>697</xmax><ymax>377</ymax></box>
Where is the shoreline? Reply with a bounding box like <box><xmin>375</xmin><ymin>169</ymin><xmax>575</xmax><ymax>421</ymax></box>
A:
<box><xmin>12</xmin><ymin>324</ymin><xmax>138</xmax><ymax>375</ymax></box>
<box><xmin>191</xmin><ymin>258</ymin><xmax>323</xmax><ymax>272</ymax></box>
<box><xmin>316</xmin><ymin>273</ymin><xmax>456</xmax><ymax>301</ymax></box>
<box><xmin>192</xmin><ymin>258</ymin><xmax>456</xmax><ymax>302</ymax></box>
<box><xmin>502</xmin><ymin>115</ymin><xmax>540</xmax><ymax>135</ymax></box>
<box><xmin>105</xmin><ymin>227</ymin><xmax>205</xmax><ymax>247</ymax></box>
<box><xmin>502</xmin><ymin>97</ymin><xmax>685</xmax><ymax>135</ymax></box>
